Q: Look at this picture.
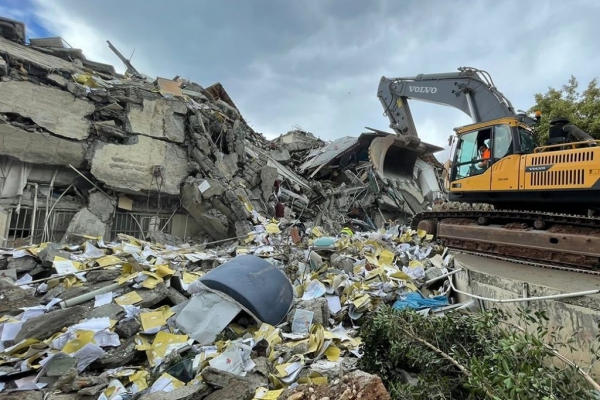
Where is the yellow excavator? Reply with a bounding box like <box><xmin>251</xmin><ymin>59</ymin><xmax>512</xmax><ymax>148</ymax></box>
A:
<box><xmin>377</xmin><ymin>67</ymin><xmax>600</xmax><ymax>271</ymax></box>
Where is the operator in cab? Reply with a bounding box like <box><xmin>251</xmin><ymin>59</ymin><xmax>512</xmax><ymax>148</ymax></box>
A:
<box><xmin>478</xmin><ymin>143</ymin><xmax>491</xmax><ymax>169</ymax></box>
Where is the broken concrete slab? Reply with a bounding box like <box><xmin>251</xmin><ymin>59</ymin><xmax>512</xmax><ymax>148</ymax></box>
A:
<box><xmin>204</xmin><ymin>381</ymin><xmax>254</xmax><ymax>400</ymax></box>
<box><xmin>46</xmin><ymin>73</ymin><xmax>68</xmax><ymax>88</ymax></box>
<box><xmin>7</xmin><ymin>255</ymin><xmax>38</xmax><ymax>273</ymax></box>
<box><xmin>138</xmin><ymin>286</ymin><xmax>169</xmax><ymax>308</ymax></box>
<box><xmin>181</xmin><ymin>181</ymin><xmax>230</xmax><ymax>240</ymax></box>
<box><xmin>0</xmin><ymin>36</ymin><xmax>81</xmax><ymax>73</ymax></box>
<box><xmin>141</xmin><ymin>383</ymin><xmax>212</xmax><ymax>400</ymax></box>
<box><xmin>90</xmin><ymin>135</ymin><xmax>189</xmax><ymax>195</ymax></box>
<box><xmin>92</xmin><ymin>120</ymin><xmax>127</xmax><ymax>139</ymax></box>
<box><xmin>147</xmin><ymin>231</ymin><xmax>183</xmax><ymax>247</ymax></box>
<box><xmin>0</xmin><ymin>124</ymin><xmax>87</xmax><ymax>167</ymax></box>
<box><xmin>0</xmin><ymin>392</ymin><xmax>44</xmax><ymax>400</ymax></box>
<box><xmin>88</xmin><ymin>191</ymin><xmax>116</xmax><ymax>223</ymax></box>
<box><xmin>115</xmin><ymin>317</ymin><xmax>141</xmax><ymax>339</ymax></box>
<box><xmin>197</xmin><ymin>179</ymin><xmax>226</xmax><ymax>200</ymax></box>
<box><xmin>86</xmin><ymin>269</ymin><xmax>121</xmax><ymax>282</ymax></box>
<box><xmin>89</xmin><ymin>303</ymin><xmax>124</xmax><ymax>320</ymax></box>
<box><xmin>16</xmin><ymin>305</ymin><xmax>87</xmax><ymax>341</ymax></box>
<box><xmin>67</xmin><ymin>375</ymin><xmax>109</xmax><ymax>393</ymax></box>
<box><xmin>201</xmin><ymin>366</ymin><xmax>265</xmax><ymax>390</ymax></box>
<box><xmin>0</xmin><ymin>280</ymin><xmax>39</xmax><ymax>315</ymax></box>
<box><xmin>259</xmin><ymin>166</ymin><xmax>278</xmax><ymax>201</ymax></box>
<box><xmin>0</xmin><ymin>81</ymin><xmax>94</xmax><ymax>140</ymax></box>
<box><xmin>38</xmin><ymin>243</ymin><xmax>71</xmax><ymax>267</ymax></box>
<box><xmin>92</xmin><ymin>336</ymin><xmax>137</xmax><ymax>369</ymax></box>
<box><xmin>270</xmin><ymin>148</ymin><xmax>291</xmax><ymax>164</ymax></box>
<box><xmin>288</xmin><ymin>297</ymin><xmax>330</xmax><ymax>327</ymax></box>
<box><xmin>126</xmin><ymin>97</ymin><xmax>187</xmax><ymax>143</ymax></box>
<box><xmin>62</xmin><ymin>208</ymin><xmax>108</xmax><ymax>244</ymax></box>
<box><xmin>78</xmin><ymin>383</ymin><xmax>110</xmax><ymax>397</ymax></box>
<box><xmin>44</xmin><ymin>353</ymin><xmax>78</xmax><ymax>376</ymax></box>
<box><xmin>28</xmin><ymin>165</ymin><xmax>79</xmax><ymax>186</ymax></box>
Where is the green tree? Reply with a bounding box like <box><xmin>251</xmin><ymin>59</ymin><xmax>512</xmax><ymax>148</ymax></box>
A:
<box><xmin>529</xmin><ymin>76</ymin><xmax>600</xmax><ymax>145</ymax></box>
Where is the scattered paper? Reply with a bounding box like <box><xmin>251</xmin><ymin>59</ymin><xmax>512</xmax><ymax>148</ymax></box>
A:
<box><xmin>115</xmin><ymin>291</ymin><xmax>143</xmax><ymax>306</ymax></box>
<box><xmin>14</xmin><ymin>375</ymin><xmax>47</xmax><ymax>391</ymax></box>
<box><xmin>175</xmin><ymin>292</ymin><xmax>241</xmax><ymax>345</ymax></box>
<box><xmin>253</xmin><ymin>387</ymin><xmax>284</xmax><ymax>399</ymax></box>
<box><xmin>209</xmin><ymin>340</ymin><xmax>253</xmax><ymax>376</ymax></box>
<box><xmin>291</xmin><ymin>309</ymin><xmax>314</xmax><ymax>335</ymax></box>
<box><xmin>73</xmin><ymin>343</ymin><xmax>105</xmax><ymax>371</ymax></box>
<box><xmin>140</xmin><ymin>311</ymin><xmax>167</xmax><ymax>334</ymax></box>
<box><xmin>325</xmin><ymin>295</ymin><xmax>342</xmax><ymax>314</ymax></box>
<box><xmin>302</xmin><ymin>280</ymin><xmax>326</xmax><ymax>300</ymax></box>
<box><xmin>93</xmin><ymin>330</ymin><xmax>121</xmax><ymax>347</ymax></box>
<box><xmin>198</xmin><ymin>180</ymin><xmax>211</xmax><ymax>193</ymax></box>
<box><xmin>0</xmin><ymin>321</ymin><xmax>23</xmax><ymax>341</ymax></box>
<box><xmin>94</xmin><ymin>292</ymin><xmax>113</xmax><ymax>308</ymax></box>
<box><xmin>53</xmin><ymin>257</ymin><xmax>78</xmax><ymax>274</ymax></box>
<box><xmin>83</xmin><ymin>242</ymin><xmax>105</xmax><ymax>258</ymax></box>
<box><xmin>149</xmin><ymin>373</ymin><xmax>184</xmax><ymax>394</ymax></box>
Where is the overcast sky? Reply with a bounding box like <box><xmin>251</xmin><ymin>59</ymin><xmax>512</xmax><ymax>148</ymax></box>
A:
<box><xmin>2</xmin><ymin>0</ymin><xmax>600</xmax><ymax>161</ymax></box>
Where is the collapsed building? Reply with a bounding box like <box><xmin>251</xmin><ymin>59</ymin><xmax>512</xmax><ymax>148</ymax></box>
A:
<box><xmin>0</xmin><ymin>15</ymin><xmax>444</xmax><ymax>249</ymax></box>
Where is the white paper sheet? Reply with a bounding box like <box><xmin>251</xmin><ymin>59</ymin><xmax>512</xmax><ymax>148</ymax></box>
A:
<box><xmin>301</xmin><ymin>280</ymin><xmax>326</xmax><ymax>300</ymax></box>
<box><xmin>209</xmin><ymin>341</ymin><xmax>253</xmax><ymax>376</ymax></box>
<box><xmin>325</xmin><ymin>295</ymin><xmax>342</xmax><ymax>314</ymax></box>
<box><xmin>291</xmin><ymin>309</ymin><xmax>314</xmax><ymax>335</ymax></box>
<box><xmin>11</xmin><ymin>249</ymin><xmax>29</xmax><ymax>258</ymax></box>
<box><xmin>15</xmin><ymin>273</ymin><xmax>32</xmax><ymax>287</ymax></box>
<box><xmin>53</xmin><ymin>259</ymin><xmax>78</xmax><ymax>274</ymax></box>
<box><xmin>73</xmin><ymin>343</ymin><xmax>105</xmax><ymax>371</ymax></box>
<box><xmin>94</xmin><ymin>292</ymin><xmax>113</xmax><ymax>308</ymax></box>
<box><xmin>20</xmin><ymin>308</ymin><xmax>45</xmax><ymax>322</ymax></box>
<box><xmin>14</xmin><ymin>375</ymin><xmax>47</xmax><ymax>391</ymax></box>
<box><xmin>93</xmin><ymin>330</ymin><xmax>121</xmax><ymax>347</ymax></box>
<box><xmin>149</xmin><ymin>374</ymin><xmax>177</xmax><ymax>393</ymax></box>
<box><xmin>83</xmin><ymin>242</ymin><xmax>105</xmax><ymax>258</ymax></box>
<box><xmin>0</xmin><ymin>322</ymin><xmax>23</xmax><ymax>341</ymax></box>
<box><xmin>175</xmin><ymin>292</ymin><xmax>241</xmax><ymax>345</ymax></box>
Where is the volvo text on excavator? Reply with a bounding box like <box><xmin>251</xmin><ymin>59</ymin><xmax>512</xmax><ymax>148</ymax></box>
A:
<box><xmin>377</xmin><ymin>67</ymin><xmax>600</xmax><ymax>272</ymax></box>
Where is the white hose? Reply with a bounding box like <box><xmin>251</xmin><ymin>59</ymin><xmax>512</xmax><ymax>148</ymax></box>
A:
<box><xmin>449</xmin><ymin>274</ymin><xmax>599</xmax><ymax>303</ymax></box>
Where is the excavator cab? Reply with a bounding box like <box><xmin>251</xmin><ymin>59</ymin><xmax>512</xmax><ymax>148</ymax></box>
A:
<box><xmin>449</xmin><ymin>118</ymin><xmax>537</xmax><ymax>195</ymax></box>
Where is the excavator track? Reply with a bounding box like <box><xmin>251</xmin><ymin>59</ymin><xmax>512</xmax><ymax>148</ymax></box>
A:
<box><xmin>411</xmin><ymin>209</ymin><xmax>600</xmax><ymax>273</ymax></box>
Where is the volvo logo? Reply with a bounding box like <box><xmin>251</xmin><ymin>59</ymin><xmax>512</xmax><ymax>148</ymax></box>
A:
<box><xmin>408</xmin><ymin>86</ymin><xmax>438</xmax><ymax>94</ymax></box>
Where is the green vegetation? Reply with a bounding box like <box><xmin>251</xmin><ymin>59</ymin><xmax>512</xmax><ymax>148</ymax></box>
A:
<box><xmin>359</xmin><ymin>306</ymin><xmax>600</xmax><ymax>399</ymax></box>
<box><xmin>530</xmin><ymin>76</ymin><xmax>600</xmax><ymax>145</ymax></box>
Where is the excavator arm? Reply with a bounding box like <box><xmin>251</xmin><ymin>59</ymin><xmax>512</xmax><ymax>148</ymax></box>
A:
<box><xmin>377</xmin><ymin>67</ymin><xmax>535</xmax><ymax>149</ymax></box>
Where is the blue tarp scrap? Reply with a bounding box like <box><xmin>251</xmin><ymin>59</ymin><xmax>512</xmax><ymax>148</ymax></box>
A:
<box><xmin>392</xmin><ymin>291</ymin><xmax>449</xmax><ymax>311</ymax></box>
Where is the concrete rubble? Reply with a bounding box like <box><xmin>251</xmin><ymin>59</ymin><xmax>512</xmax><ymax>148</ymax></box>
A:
<box><xmin>0</xmin><ymin>16</ymin><xmax>444</xmax><ymax>251</ymax></box>
<box><xmin>0</xmin><ymin>16</ymin><xmax>455</xmax><ymax>400</ymax></box>
<box><xmin>0</xmin><ymin>215</ymin><xmax>457</xmax><ymax>399</ymax></box>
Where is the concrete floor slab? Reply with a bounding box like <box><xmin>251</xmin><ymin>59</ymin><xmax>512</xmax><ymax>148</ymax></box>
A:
<box><xmin>454</xmin><ymin>253</ymin><xmax>600</xmax><ymax>294</ymax></box>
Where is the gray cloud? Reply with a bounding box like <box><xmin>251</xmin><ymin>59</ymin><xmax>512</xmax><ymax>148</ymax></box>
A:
<box><xmin>27</xmin><ymin>0</ymin><xmax>600</xmax><ymax>161</ymax></box>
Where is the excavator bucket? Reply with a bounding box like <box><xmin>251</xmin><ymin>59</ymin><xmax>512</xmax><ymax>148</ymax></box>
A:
<box><xmin>367</xmin><ymin>134</ymin><xmax>422</xmax><ymax>180</ymax></box>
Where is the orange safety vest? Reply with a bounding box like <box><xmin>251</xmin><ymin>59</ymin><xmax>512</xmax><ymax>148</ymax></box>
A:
<box><xmin>479</xmin><ymin>148</ymin><xmax>491</xmax><ymax>168</ymax></box>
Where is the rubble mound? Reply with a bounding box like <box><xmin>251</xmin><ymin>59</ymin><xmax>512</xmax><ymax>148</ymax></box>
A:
<box><xmin>284</xmin><ymin>371</ymin><xmax>391</xmax><ymax>400</ymax></box>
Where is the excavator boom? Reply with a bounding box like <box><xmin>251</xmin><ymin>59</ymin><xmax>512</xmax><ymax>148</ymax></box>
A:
<box><xmin>373</xmin><ymin>67</ymin><xmax>535</xmax><ymax>180</ymax></box>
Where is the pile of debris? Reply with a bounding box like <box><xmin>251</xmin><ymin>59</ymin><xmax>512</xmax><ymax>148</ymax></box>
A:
<box><xmin>0</xmin><ymin>15</ymin><xmax>445</xmax><ymax>252</ymax></box>
<box><xmin>0</xmin><ymin>212</ymin><xmax>458</xmax><ymax>399</ymax></box>
<box><xmin>0</xmin><ymin>16</ymin><xmax>456</xmax><ymax>400</ymax></box>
